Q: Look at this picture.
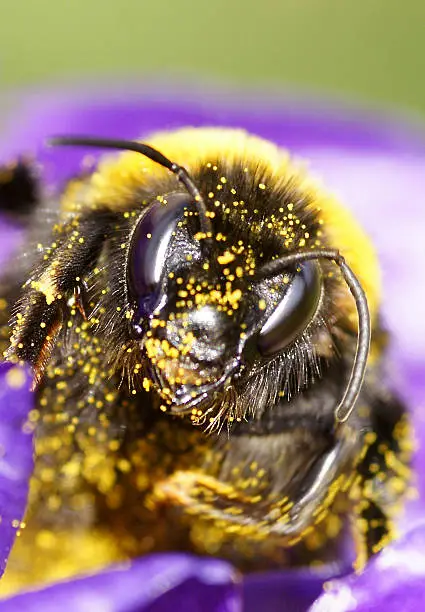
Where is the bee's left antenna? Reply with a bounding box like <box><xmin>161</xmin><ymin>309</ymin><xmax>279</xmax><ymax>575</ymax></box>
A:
<box><xmin>47</xmin><ymin>136</ymin><xmax>213</xmax><ymax>241</ymax></box>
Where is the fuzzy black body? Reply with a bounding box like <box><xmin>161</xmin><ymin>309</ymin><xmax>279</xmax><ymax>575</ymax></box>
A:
<box><xmin>0</xmin><ymin>129</ymin><xmax>412</xmax><ymax>587</ymax></box>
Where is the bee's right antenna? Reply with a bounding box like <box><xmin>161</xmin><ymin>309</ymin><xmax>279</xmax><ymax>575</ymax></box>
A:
<box><xmin>47</xmin><ymin>136</ymin><xmax>214</xmax><ymax>242</ymax></box>
<box><xmin>256</xmin><ymin>249</ymin><xmax>371</xmax><ymax>427</ymax></box>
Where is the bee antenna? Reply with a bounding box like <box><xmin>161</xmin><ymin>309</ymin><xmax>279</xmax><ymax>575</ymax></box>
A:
<box><xmin>255</xmin><ymin>249</ymin><xmax>371</xmax><ymax>427</ymax></box>
<box><xmin>47</xmin><ymin>136</ymin><xmax>213</xmax><ymax>239</ymax></box>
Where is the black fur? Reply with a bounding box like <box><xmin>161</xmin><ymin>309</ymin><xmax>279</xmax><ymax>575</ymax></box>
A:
<box><xmin>0</xmin><ymin>159</ymin><xmax>40</xmax><ymax>215</ymax></box>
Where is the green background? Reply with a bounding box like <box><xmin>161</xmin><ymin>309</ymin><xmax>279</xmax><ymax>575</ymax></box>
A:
<box><xmin>0</xmin><ymin>0</ymin><xmax>425</xmax><ymax>115</ymax></box>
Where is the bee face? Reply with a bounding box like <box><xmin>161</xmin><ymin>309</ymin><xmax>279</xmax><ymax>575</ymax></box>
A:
<box><xmin>123</xmin><ymin>176</ymin><xmax>324</xmax><ymax>420</ymax></box>
<box><xmin>1</xmin><ymin>128</ymin><xmax>412</xmax><ymax>579</ymax></box>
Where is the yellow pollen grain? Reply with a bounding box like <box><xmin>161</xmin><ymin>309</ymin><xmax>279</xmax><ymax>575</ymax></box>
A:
<box><xmin>6</xmin><ymin>367</ymin><xmax>26</xmax><ymax>389</ymax></box>
<box><xmin>217</xmin><ymin>251</ymin><xmax>235</xmax><ymax>265</ymax></box>
<box><xmin>258</xmin><ymin>299</ymin><xmax>267</xmax><ymax>311</ymax></box>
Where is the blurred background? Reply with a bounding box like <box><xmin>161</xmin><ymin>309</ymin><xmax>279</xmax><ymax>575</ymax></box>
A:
<box><xmin>0</xmin><ymin>0</ymin><xmax>424</xmax><ymax>116</ymax></box>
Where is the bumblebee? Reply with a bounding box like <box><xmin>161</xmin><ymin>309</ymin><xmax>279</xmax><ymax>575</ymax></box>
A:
<box><xmin>0</xmin><ymin>128</ymin><xmax>412</xmax><ymax>590</ymax></box>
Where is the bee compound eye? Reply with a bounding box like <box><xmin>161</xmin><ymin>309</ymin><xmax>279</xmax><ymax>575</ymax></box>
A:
<box><xmin>127</xmin><ymin>193</ymin><xmax>195</xmax><ymax>318</ymax></box>
<box><xmin>257</xmin><ymin>262</ymin><xmax>322</xmax><ymax>356</ymax></box>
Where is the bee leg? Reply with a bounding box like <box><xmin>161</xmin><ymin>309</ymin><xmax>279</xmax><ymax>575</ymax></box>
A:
<box><xmin>5</xmin><ymin>209</ymin><xmax>118</xmax><ymax>386</ymax></box>
<box><xmin>353</xmin><ymin>389</ymin><xmax>412</xmax><ymax>569</ymax></box>
<box><xmin>353</xmin><ymin>495</ymin><xmax>393</xmax><ymax>571</ymax></box>
<box><xmin>0</xmin><ymin>158</ymin><xmax>40</xmax><ymax>216</ymax></box>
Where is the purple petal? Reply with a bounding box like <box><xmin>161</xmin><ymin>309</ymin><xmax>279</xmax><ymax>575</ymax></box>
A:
<box><xmin>0</xmin><ymin>553</ymin><xmax>239</xmax><ymax>612</ymax></box>
<box><xmin>242</xmin><ymin>565</ymin><xmax>348</xmax><ymax>612</ymax></box>
<box><xmin>0</xmin><ymin>362</ymin><xmax>34</xmax><ymax>576</ymax></box>
<box><xmin>0</xmin><ymin>215</ymin><xmax>24</xmax><ymax>270</ymax></box>
<box><xmin>309</xmin><ymin>523</ymin><xmax>425</xmax><ymax>612</ymax></box>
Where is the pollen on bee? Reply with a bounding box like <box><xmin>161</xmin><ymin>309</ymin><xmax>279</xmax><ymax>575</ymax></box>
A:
<box><xmin>217</xmin><ymin>251</ymin><xmax>235</xmax><ymax>265</ymax></box>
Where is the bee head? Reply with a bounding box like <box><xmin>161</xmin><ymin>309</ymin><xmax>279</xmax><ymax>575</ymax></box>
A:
<box><xmin>125</xmin><ymin>188</ymin><xmax>323</xmax><ymax>418</ymax></box>
<box><xmin>49</xmin><ymin>136</ymin><xmax>370</xmax><ymax>429</ymax></box>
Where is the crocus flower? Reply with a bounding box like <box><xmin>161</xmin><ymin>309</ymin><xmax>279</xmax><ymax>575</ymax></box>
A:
<box><xmin>0</xmin><ymin>83</ymin><xmax>424</xmax><ymax>611</ymax></box>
